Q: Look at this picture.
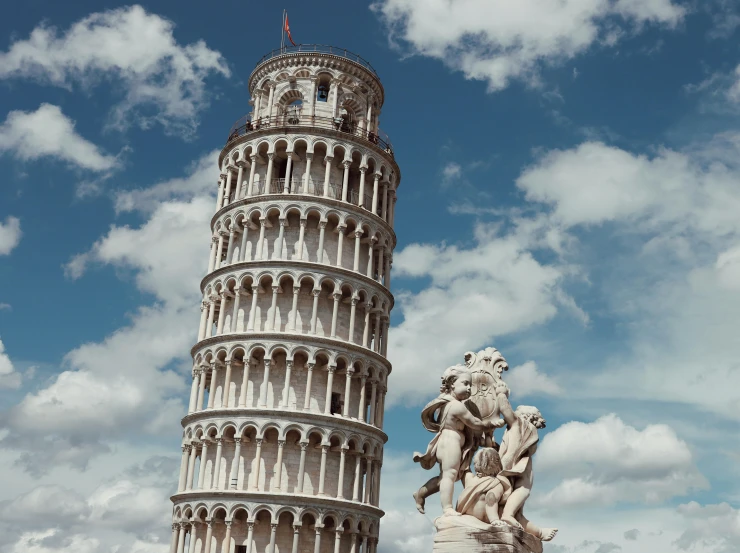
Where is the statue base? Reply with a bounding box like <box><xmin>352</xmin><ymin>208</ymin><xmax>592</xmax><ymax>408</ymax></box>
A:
<box><xmin>433</xmin><ymin>515</ymin><xmax>543</xmax><ymax>553</ymax></box>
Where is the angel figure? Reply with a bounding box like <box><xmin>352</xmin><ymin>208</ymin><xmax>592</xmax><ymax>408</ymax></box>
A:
<box><xmin>493</xmin><ymin>389</ymin><xmax>558</xmax><ymax>541</ymax></box>
<box><xmin>412</xmin><ymin>365</ymin><xmax>504</xmax><ymax>517</ymax></box>
<box><xmin>456</xmin><ymin>446</ymin><xmax>558</xmax><ymax>541</ymax></box>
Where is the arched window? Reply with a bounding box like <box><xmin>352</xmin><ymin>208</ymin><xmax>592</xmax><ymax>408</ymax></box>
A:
<box><xmin>287</xmin><ymin>99</ymin><xmax>302</xmax><ymax>124</ymax></box>
<box><xmin>339</xmin><ymin>107</ymin><xmax>354</xmax><ymax>133</ymax></box>
<box><xmin>317</xmin><ymin>84</ymin><xmax>329</xmax><ymax>102</ymax></box>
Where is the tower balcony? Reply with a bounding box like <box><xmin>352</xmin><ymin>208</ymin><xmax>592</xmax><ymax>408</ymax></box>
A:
<box><xmin>254</xmin><ymin>44</ymin><xmax>380</xmax><ymax>77</ymax></box>
<box><xmin>226</xmin><ymin>114</ymin><xmax>394</xmax><ymax>160</ymax></box>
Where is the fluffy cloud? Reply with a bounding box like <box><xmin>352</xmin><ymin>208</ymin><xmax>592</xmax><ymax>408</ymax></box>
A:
<box><xmin>0</xmin><ymin>337</ymin><xmax>20</xmax><ymax>389</ymax></box>
<box><xmin>388</xmin><ymin>221</ymin><xmax>579</xmax><ymax>406</ymax></box>
<box><xmin>7</xmin><ymin>530</ymin><xmax>100</xmax><ymax>553</ymax></box>
<box><xmin>0</xmin><ymin>485</ymin><xmax>90</xmax><ymax>526</ymax></box>
<box><xmin>0</xmin><ymin>6</ymin><xmax>230</xmax><ymax>136</ymax></box>
<box><xmin>674</xmin><ymin>502</ymin><xmax>740</xmax><ymax>552</ymax></box>
<box><xmin>2</xmin><ymin>152</ymin><xmax>216</xmax><ymax>472</ymax></box>
<box><xmin>441</xmin><ymin>161</ymin><xmax>462</xmax><ymax>187</ymax></box>
<box><xmin>87</xmin><ymin>479</ymin><xmax>172</xmax><ymax>535</ymax></box>
<box><xmin>379</xmin><ymin>510</ymin><xmax>434</xmax><ymax>553</ymax></box>
<box><xmin>0</xmin><ymin>104</ymin><xmax>118</xmax><ymax>171</ymax></box>
<box><xmin>377</xmin><ymin>453</ymin><xmax>436</xmax><ymax>553</ymax></box>
<box><xmin>0</xmin><ymin>216</ymin><xmax>21</xmax><ymax>255</ymax></box>
<box><xmin>623</xmin><ymin>529</ymin><xmax>640</xmax><ymax>540</ymax></box>
<box><xmin>516</xmin><ymin>138</ymin><xmax>740</xmax><ymax>234</ymax></box>
<box><xmin>114</xmin><ymin>151</ymin><xmax>218</xmax><ymax>214</ymax></box>
<box><xmin>373</xmin><ymin>0</ymin><xmax>685</xmax><ymax>91</ymax></box>
<box><xmin>535</xmin><ymin>415</ymin><xmax>707</xmax><ymax>508</ymax></box>
<box><xmin>507</xmin><ymin>361</ymin><xmax>562</xmax><ymax>398</ymax></box>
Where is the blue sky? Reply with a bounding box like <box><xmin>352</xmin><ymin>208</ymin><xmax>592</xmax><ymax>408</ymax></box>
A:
<box><xmin>1</xmin><ymin>1</ymin><xmax>740</xmax><ymax>552</ymax></box>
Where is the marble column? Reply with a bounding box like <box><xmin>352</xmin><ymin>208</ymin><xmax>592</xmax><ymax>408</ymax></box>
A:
<box><xmin>341</xmin><ymin>159</ymin><xmax>351</xmax><ymax>202</ymax></box>
<box><xmin>222</xmin><ymin>361</ymin><xmax>232</xmax><ymax>408</ymax></box>
<box><xmin>197</xmin><ymin>440</ymin><xmax>209</xmax><ymax>489</ymax></box>
<box><xmin>342</xmin><ymin>368</ymin><xmax>354</xmax><ymax>417</ymax></box>
<box><xmin>324</xmin><ymin>365</ymin><xmax>336</xmax><ymax>414</ymax></box>
<box><xmin>303</xmin><ymin>362</ymin><xmax>315</xmax><ymax>411</ymax></box>
<box><xmin>274</xmin><ymin>439</ymin><xmax>286</xmax><ymax>490</ymax></box>
<box><xmin>258</xmin><ymin>359</ymin><xmax>271</xmax><ymax>407</ymax></box>
<box><xmin>222</xmin><ymin>522</ymin><xmax>232</xmax><ymax>553</ymax></box>
<box><xmin>203</xmin><ymin>522</ymin><xmax>214</xmax><ymax>553</ymax></box>
<box><xmin>317</xmin><ymin>221</ymin><xmax>327</xmax><ymax>263</ymax></box>
<box><xmin>337</xmin><ymin>446</ymin><xmax>347</xmax><ymax>499</ymax></box>
<box><xmin>291</xmin><ymin>525</ymin><xmax>301</xmax><ymax>553</ymax></box>
<box><xmin>250</xmin><ymin>438</ymin><xmax>263</xmax><ymax>490</ymax></box>
<box><xmin>212</xmin><ymin>438</ymin><xmax>223</xmax><ymax>490</ymax></box>
<box><xmin>267</xmin><ymin>523</ymin><xmax>278</xmax><ymax>553</ymax></box>
<box><xmin>353</xmin><ymin>230</ymin><xmax>363</xmax><ymax>271</ymax></box>
<box><xmin>229</xmin><ymin>438</ymin><xmax>241</xmax><ymax>489</ymax></box>
<box><xmin>330</xmin><ymin>292</ymin><xmax>341</xmax><ymax>338</ymax></box>
<box><xmin>309</xmin><ymin>289</ymin><xmax>320</xmax><ymax>335</ymax></box>
<box><xmin>296</xmin><ymin>441</ymin><xmax>308</xmax><ymax>493</ymax></box>
<box><xmin>238</xmin><ymin>360</ymin><xmax>251</xmax><ymax>408</ymax></box>
<box><xmin>296</xmin><ymin>219</ymin><xmax>306</xmax><ymax>259</ymax></box>
<box><xmin>281</xmin><ymin>360</ymin><xmax>293</xmax><ymax>408</ymax></box>
<box><xmin>185</xmin><ymin>444</ymin><xmax>197</xmax><ymax>490</ymax></box>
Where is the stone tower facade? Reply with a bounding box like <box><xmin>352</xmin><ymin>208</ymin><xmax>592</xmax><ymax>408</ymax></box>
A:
<box><xmin>169</xmin><ymin>45</ymin><xmax>400</xmax><ymax>553</ymax></box>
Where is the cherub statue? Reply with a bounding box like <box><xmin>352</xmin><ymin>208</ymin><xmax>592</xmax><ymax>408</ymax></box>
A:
<box><xmin>412</xmin><ymin>365</ymin><xmax>505</xmax><ymax>516</ymax></box>
<box><xmin>493</xmin><ymin>389</ymin><xmax>558</xmax><ymax>541</ymax></box>
<box><xmin>456</xmin><ymin>447</ymin><xmax>558</xmax><ymax>541</ymax></box>
<box><xmin>456</xmin><ymin>447</ymin><xmax>509</xmax><ymax>526</ymax></box>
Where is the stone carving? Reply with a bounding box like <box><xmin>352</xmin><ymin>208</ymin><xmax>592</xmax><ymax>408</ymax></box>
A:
<box><xmin>413</xmin><ymin>366</ymin><xmax>504</xmax><ymax>516</ymax></box>
<box><xmin>413</xmin><ymin>348</ymin><xmax>557</xmax><ymax>553</ymax></box>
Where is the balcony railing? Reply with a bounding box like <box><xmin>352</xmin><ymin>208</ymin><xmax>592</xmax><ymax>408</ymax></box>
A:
<box><xmin>233</xmin><ymin>178</ymin><xmax>381</xmax><ymax>217</ymax></box>
<box><xmin>254</xmin><ymin>44</ymin><xmax>379</xmax><ymax>76</ymax></box>
<box><xmin>226</xmin><ymin>115</ymin><xmax>394</xmax><ymax>158</ymax></box>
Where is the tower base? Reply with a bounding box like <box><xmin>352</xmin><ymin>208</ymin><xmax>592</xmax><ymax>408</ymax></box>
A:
<box><xmin>433</xmin><ymin>515</ymin><xmax>543</xmax><ymax>553</ymax></box>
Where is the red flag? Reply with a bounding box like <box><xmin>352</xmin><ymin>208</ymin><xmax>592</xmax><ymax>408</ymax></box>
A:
<box><xmin>284</xmin><ymin>14</ymin><xmax>296</xmax><ymax>46</ymax></box>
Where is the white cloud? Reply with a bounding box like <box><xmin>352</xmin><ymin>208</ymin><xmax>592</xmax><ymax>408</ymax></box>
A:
<box><xmin>88</xmin><ymin>479</ymin><xmax>171</xmax><ymax>534</ymax></box>
<box><xmin>0</xmin><ymin>485</ymin><xmax>90</xmax><ymax>525</ymax></box>
<box><xmin>0</xmin><ymin>303</ymin><xmax>10</xmax><ymax>311</ymax></box>
<box><xmin>0</xmin><ymin>447</ymin><xmax>179</xmax><ymax>552</ymax></box>
<box><xmin>517</xmin><ymin>139</ymin><xmax>740</xmax><ymax>235</ymax></box>
<box><xmin>378</xmin><ymin>452</ymin><xmax>437</xmax><ymax>553</ymax></box>
<box><xmin>0</xmin><ymin>337</ymin><xmax>20</xmax><ymax>390</ymax></box>
<box><xmin>623</xmin><ymin>529</ymin><xmax>640</xmax><ymax>540</ymax></box>
<box><xmin>441</xmin><ymin>161</ymin><xmax>462</xmax><ymax>187</ymax></box>
<box><xmin>0</xmin><ymin>216</ymin><xmax>21</xmax><ymax>256</ymax></box>
<box><xmin>0</xmin><ymin>104</ymin><xmax>118</xmax><ymax>171</ymax></box>
<box><xmin>674</xmin><ymin>502</ymin><xmax>740</xmax><ymax>552</ymax></box>
<box><xmin>373</xmin><ymin>0</ymin><xmax>685</xmax><ymax>92</ymax></box>
<box><xmin>535</xmin><ymin>415</ymin><xmax>707</xmax><ymax>509</ymax></box>
<box><xmin>379</xmin><ymin>510</ymin><xmax>435</xmax><ymax>553</ymax></box>
<box><xmin>507</xmin><ymin>360</ymin><xmax>563</xmax><ymax>398</ymax></box>
<box><xmin>495</xmin><ymin>133</ymin><xmax>740</xmax><ymax>421</ymax></box>
<box><xmin>7</xmin><ymin>530</ymin><xmax>101</xmax><ymax>553</ymax></box>
<box><xmin>715</xmin><ymin>244</ymin><xmax>740</xmax><ymax>290</ymax></box>
<box><xmin>0</xmin><ymin>5</ymin><xmax>230</xmax><ymax>137</ymax></box>
<box><xmin>3</xmin><ymin>152</ymin><xmax>215</xmax><ymax>472</ymax></box>
<box><xmin>114</xmin><ymin>150</ymin><xmax>218</xmax><ymax>214</ymax></box>
<box><xmin>388</xmin><ymin>221</ymin><xmax>579</xmax><ymax>406</ymax></box>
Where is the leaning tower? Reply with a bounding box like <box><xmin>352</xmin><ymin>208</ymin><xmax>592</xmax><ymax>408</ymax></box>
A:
<box><xmin>169</xmin><ymin>45</ymin><xmax>399</xmax><ymax>553</ymax></box>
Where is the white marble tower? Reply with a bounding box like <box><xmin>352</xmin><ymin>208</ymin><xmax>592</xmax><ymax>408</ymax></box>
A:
<box><xmin>169</xmin><ymin>45</ymin><xmax>400</xmax><ymax>553</ymax></box>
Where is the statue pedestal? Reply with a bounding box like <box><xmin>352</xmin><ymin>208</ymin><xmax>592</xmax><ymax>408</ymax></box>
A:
<box><xmin>433</xmin><ymin>515</ymin><xmax>543</xmax><ymax>553</ymax></box>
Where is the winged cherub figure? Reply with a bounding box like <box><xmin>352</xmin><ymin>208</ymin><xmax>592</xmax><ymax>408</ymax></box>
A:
<box><xmin>412</xmin><ymin>365</ymin><xmax>505</xmax><ymax>516</ymax></box>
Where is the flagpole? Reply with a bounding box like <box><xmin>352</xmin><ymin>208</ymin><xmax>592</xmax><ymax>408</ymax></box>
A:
<box><xmin>281</xmin><ymin>10</ymin><xmax>285</xmax><ymax>51</ymax></box>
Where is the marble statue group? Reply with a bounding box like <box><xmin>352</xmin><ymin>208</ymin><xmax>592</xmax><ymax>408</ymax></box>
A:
<box><xmin>412</xmin><ymin>348</ymin><xmax>557</xmax><ymax>553</ymax></box>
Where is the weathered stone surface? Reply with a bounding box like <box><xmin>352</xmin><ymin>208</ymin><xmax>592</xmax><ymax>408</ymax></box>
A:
<box><xmin>433</xmin><ymin>515</ymin><xmax>543</xmax><ymax>553</ymax></box>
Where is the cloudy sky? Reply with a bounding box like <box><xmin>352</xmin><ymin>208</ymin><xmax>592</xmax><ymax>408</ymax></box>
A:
<box><xmin>1</xmin><ymin>1</ymin><xmax>740</xmax><ymax>552</ymax></box>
